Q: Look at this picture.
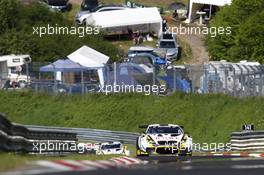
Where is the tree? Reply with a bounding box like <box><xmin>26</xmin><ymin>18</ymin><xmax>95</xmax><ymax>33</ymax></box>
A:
<box><xmin>0</xmin><ymin>0</ymin><xmax>19</xmax><ymax>34</ymax></box>
<box><xmin>0</xmin><ymin>0</ymin><xmax>120</xmax><ymax>62</ymax></box>
<box><xmin>206</xmin><ymin>0</ymin><xmax>264</xmax><ymax>63</ymax></box>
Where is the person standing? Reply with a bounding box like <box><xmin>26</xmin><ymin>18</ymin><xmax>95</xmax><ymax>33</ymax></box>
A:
<box><xmin>3</xmin><ymin>79</ymin><xmax>11</xmax><ymax>90</ymax></box>
<box><xmin>162</xmin><ymin>18</ymin><xmax>168</xmax><ymax>32</ymax></box>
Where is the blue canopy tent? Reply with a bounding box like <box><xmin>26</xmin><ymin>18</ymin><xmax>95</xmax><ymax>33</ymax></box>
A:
<box><xmin>39</xmin><ymin>59</ymin><xmax>93</xmax><ymax>94</ymax></box>
<box><xmin>159</xmin><ymin>76</ymin><xmax>191</xmax><ymax>93</ymax></box>
<box><xmin>40</xmin><ymin>59</ymin><xmax>87</xmax><ymax>72</ymax></box>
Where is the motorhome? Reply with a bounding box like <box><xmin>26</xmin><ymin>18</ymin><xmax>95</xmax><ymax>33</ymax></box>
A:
<box><xmin>0</xmin><ymin>54</ymin><xmax>31</xmax><ymax>87</ymax></box>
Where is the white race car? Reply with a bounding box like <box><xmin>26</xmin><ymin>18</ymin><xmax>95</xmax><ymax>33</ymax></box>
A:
<box><xmin>96</xmin><ymin>142</ymin><xmax>130</xmax><ymax>156</ymax></box>
<box><xmin>136</xmin><ymin>124</ymin><xmax>192</xmax><ymax>156</ymax></box>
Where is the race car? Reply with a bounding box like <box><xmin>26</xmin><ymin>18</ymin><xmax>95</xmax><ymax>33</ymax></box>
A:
<box><xmin>96</xmin><ymin>142</ymin><xmax>130</xmax><ymax>156</ymax></box>
<box><xmin>136</xmin><ymin>124</ymin><xmax>192</xmax><ymax>156</ymax></box>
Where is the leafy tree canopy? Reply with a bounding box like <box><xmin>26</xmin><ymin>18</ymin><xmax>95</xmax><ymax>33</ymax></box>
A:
<box><xmin>206</xmin><ymin>0</ymin><xmax>264</xmax><ymax>63</ymax></box>
<box><xmin>0</xmin><ymin>0</ymin><xmax>120</xmax><ymax>62</ymax></box>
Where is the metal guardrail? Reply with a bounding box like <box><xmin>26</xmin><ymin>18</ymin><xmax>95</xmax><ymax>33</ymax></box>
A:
<box><xmin>22</xmin><ymin>125</ymin><xmax>140</xmax><ymax>145</ymax></box>
<box><xmin>9</xmin><ymin>122</ymin><xmax>264</xmax><ymax>152</ymax></box>
<box><xmin>231</xmin><ymin>131</ymin><xmax>264</xmax><ymax>151</ymax></box>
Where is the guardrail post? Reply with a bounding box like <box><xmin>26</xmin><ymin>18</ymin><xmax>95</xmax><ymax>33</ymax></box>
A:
<box><xmin>173</xmin><ymin>66</ymin><xmax>176</xmax><ymax>93</ymax></box>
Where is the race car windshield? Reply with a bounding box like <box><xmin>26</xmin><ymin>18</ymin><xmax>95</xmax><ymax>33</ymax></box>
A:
<box><xmin>147</xmin><ymin>127</ymin><xmax>182</xmax><ymax>134</ymax></box>
<box><xmin>101</xmin><ymin>144</ymin><xmax>121</xmax><ymax>150</ymax></box>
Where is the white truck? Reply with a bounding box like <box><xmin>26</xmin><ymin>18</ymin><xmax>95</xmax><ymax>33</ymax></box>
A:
<box><xmin>0</xmin><ymin>54</ymin><xmax>31</xmax><ymax>88</ymax></box>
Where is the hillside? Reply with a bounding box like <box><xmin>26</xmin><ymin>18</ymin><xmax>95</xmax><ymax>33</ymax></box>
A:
<box><xmin>1</xmin><ymin>91</ymin><xmax>264</xmax><ymax>143</ymax></box>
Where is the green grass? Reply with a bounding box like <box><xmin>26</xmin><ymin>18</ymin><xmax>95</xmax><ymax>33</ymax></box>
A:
<box><xmin>110</xmin><ymin>38</ymin><xmax>157</xmax><ymax>58</ymax></box>
<box><xmin>1</xmin><ymin>91</ymin><xmax>264</xmax><ymax>144</ymax></box>
<box><xmin>0</xmin><ymin>152</ymin><xmax>118</xmax><ymax>172</ymax></box>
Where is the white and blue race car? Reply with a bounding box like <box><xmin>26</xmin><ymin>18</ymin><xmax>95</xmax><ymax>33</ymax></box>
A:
<box><xmin>136</xmin><ymin>124</ymin><xmax>192</xmax><ymax>156</ymax></box>
<box><xmin>96</xmin><ymin>142</ymin><xmax>130</xmax><ymax>156</ymax></box>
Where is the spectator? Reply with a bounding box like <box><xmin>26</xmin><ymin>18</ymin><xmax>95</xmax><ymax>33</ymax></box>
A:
<box><xmin>127</xmin><ymin>28</ymin><xmax>133</xmax><ymax>39</ymax></box>
<box><xmin>133</xmin><ymin>31</ymin><xmax>140</xmax><ymax>45</ymax></box>
<box><xmin>138</xmin><ymin>34</ymin><xmax>144</xmax><ymax>45</ymax></box>
<box><xmin>173</xmin><ymin>10</ymin><xmax>178</xmax><ymax>20</ymax></box>
<box><xmin>3</xmin><ymin>79</ymin><xmax>11</xmax><ymax>90</ymax></box>
<box><xmin>162</xmin><ymin>18</ymin><xmax>168</xmax><ymax>32</ymax></box>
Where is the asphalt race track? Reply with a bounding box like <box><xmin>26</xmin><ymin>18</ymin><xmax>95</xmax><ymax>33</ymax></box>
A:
<box><xmin>35</xmin><ymin>156</ymin><xmax>264</xmax><ymax>175</ymax></box>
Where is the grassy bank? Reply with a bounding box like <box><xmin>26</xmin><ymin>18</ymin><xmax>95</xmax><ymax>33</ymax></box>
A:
<box><xmin>1</xmin><ymin>91</ymin><xmax>264</xmax><ymax>143</ymax></box>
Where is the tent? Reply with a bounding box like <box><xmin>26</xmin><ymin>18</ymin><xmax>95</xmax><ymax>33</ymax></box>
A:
<box><xmin>40</xmin><ymin>59</ymin><xmax>87</xmax><ymax>72</ymax></box>
<box><xmin>39</xmin><ymin>59</ymin><xmax>93</xmax><ymax>94</ymax></box>
<box><xmin>86</xmin><ymin>7</ymin><xmax>162</xmax><ymax>36</ymax></box>
<box><xmin>106</xmin><ymin>63</ymin><xmax>140</xmax><ymax>86</ymax></box>
<box><xmin>159</xmin><ymin>76</ymin><xmax>191</xmax><ymax>93</ymax></box>
<box><xmin>185</xmin><ymin>0</ymin><xmax>232</xmax><ymax>23</ymax></box>
<box><xmin>67</xmin><ymin>45</ymin><xmax>109</xmax><ymax>87</ymax></box>
<box><xmin>68</xmin><ymin>45</ymin><xmax>109</xmax><ymax>68</ymax></box>
<box><xmin>40</xmin><ymin>59</ymin><xmax>91</xmax><ymax>83</ymax></box>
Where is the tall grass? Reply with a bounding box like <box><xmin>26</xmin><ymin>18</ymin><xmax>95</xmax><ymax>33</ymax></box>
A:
<box><xmin>1</xmin><ymin>91</ymin><xmax>264</xmax><ymax>143</ymax></box>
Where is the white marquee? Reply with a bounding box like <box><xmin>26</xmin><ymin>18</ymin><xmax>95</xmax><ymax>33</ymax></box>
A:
<box><xmin>186</xmin><ymin>0</ymin><xmax>232</xmax><ymax>23</ymax></box>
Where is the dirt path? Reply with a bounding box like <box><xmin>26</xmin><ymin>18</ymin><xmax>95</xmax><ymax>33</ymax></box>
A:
<box><xmin>167</xmin><ymin>18</ymin><xmax>210</xmax><ymax>64</ymax></box>
<box><xmin>178</xmin><ymin>32</ymin><xmax>209</xmax><ymax>64</ymax></box>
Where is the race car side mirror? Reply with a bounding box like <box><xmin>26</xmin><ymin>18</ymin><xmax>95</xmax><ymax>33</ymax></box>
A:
<box><xmin>184</xmin><ymin>132</ymin><xmax>191</xmax><ymax>137</ymax></box>
<box><xmin>180</xmin><ymin>125</ymin><xmax>184</xmax><ymax>129</ymax></box>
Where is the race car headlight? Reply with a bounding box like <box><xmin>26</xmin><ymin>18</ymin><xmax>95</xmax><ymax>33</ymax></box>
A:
<box><xmin>180</xmin><ymin>134</ymin><xmax>190</xmax><ymax>148</ymax></box>
<box><xmin>181</xmin><ymin>142</ymin><xmax>186</xmax><ymax>148</ymax></box>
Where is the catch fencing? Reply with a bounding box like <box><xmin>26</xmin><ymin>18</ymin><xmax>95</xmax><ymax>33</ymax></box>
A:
<box><xmin>1</xmin><ymin>61</ymin><xmax>264</xmax><ymax>97</ymax></box>
<box><xmin>188</xmin><ymin>62</ymin><xmax>264</xmax><ymax>97</ymax></box>
<box><xmin>231</xmin><ymin>131</ymin><xmax>264</xmax><ymax>152</ymax></box>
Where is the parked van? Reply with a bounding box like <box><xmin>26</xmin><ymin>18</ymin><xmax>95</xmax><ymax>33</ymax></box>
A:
<box><xmin>0</xmin><ymin>55</ymin><xmax>31</xmax><ymax>87</ymax></box>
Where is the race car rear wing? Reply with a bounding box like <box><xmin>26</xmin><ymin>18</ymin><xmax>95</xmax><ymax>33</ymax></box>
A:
<box><xmin>139</xmin><ymin>124</ymin><xmax>185</xmax><ymax>129</ymax></box>
<box><xmin>138</xmin><ymin>125</ymin><xmax>148</xmax><ymax>129</ymax></box>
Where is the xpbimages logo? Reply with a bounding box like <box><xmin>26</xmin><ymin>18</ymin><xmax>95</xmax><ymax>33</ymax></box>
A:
<box><xmin>166</xmin><ymin>24</ymin><xmax>232</xmax><ymax>38</ymax></box>
<box><xmin>32</xmin><ymin>141</ymin><xmax>90</xmax><ymax>154</ymax></box>
<box><xmin>32</xmin><ymin>24</ymin><xmax>100</xmax><ymax>37</ymax></box>
<box><xmin>97</xmin><ymin>84</ymin><xmax>167</xmax><ymax>95</ymax></box>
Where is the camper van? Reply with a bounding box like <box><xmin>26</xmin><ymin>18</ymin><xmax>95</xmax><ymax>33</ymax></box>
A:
<box><xmin>0</xmin><ymin>55</ymin><xmax>31</xmax><ymax>87</ymax></box>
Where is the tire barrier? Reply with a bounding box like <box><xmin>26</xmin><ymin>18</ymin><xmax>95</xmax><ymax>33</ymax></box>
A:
<box><xmin>231</xmin><ymin>129</ymin><xmax>264</xmax><ymax>152</ymax></box>
<box><xmin>0</xmin><ymin>113</ymin><xmax>77</xmax><ymax>153</ymax></box>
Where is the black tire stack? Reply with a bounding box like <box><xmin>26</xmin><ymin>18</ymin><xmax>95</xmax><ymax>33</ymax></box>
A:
<box><xmin>0</xmin><ymin>113</ymin><xmax>77</xmax><ymax>154</ymax></box>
